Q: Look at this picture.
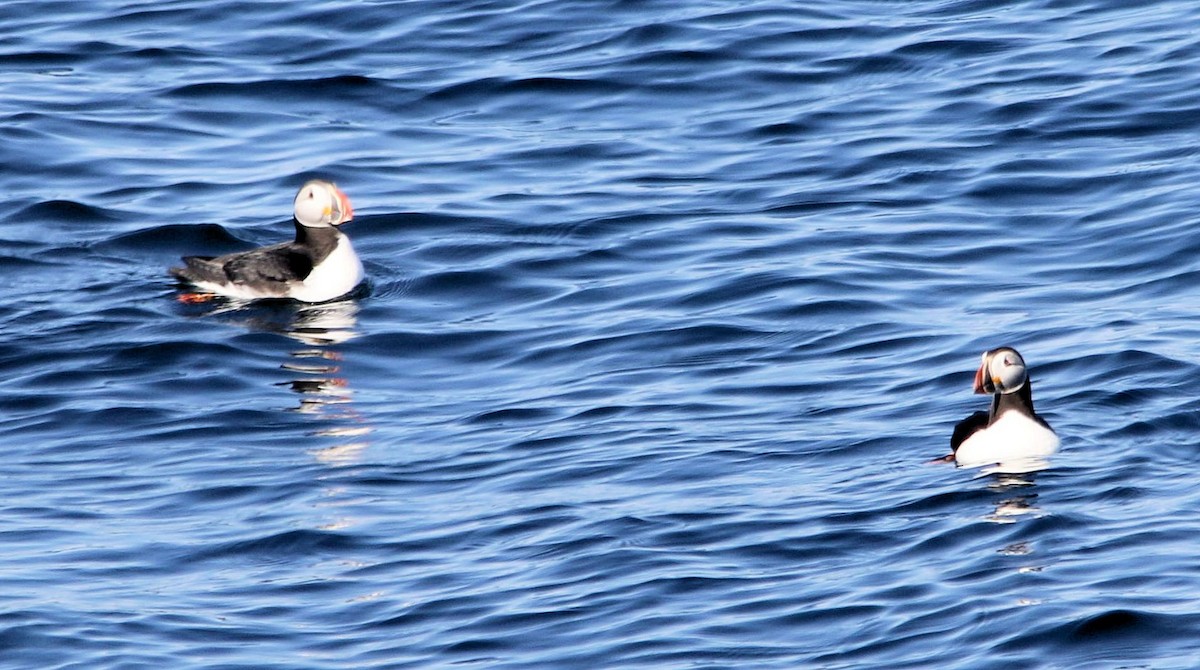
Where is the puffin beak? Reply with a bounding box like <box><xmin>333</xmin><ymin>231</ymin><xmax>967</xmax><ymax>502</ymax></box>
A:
<box><xmin>973</xmin><ymin>362</ymin><xmax>987</xmax><ymax>394</ymax></box>
<box><xmin>332</xmin><ymin>187</ymin><xmax>354</xmax><ymax>225</ymax></box>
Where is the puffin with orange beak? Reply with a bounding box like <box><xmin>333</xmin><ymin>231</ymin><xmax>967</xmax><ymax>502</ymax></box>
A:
<box><xmin>171</xmin><ymin>179</ymin><xmax>363</xmax><ymax>303</ymax></box>
<box><xmin>949</xmin><ymin>346</ymin><xmax>1059</xmax><ymax>468</ymax></box>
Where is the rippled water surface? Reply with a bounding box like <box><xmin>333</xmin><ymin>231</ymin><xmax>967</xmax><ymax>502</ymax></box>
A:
<box><xmin>6</xmin><ymin>1</ymin><xmax>1200</xmax><ymax>667</ymax></box>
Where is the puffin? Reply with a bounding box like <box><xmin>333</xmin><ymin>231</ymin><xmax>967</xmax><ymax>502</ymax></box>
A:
<box><xmin>950</xmin><ymin>346</ymin><xmax>1059</xmax><ymax>468</ymax></box>
<box><xmin>171</xmin><ymin>180</ymin><xmax>364</xmax><ymax>303</ymax></box>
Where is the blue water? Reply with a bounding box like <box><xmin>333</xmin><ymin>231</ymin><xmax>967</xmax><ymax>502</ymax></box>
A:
<box><xmin>5</xmin><ymin>0</ymin><xmax>1200</xmax><ymax>667</ymax></box>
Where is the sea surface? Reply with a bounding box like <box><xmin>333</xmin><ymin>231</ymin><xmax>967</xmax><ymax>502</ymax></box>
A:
<box><xmin>4</xmin><ymin>1</ymin><xmax>1200</xmax><ymax>668</ymax></box>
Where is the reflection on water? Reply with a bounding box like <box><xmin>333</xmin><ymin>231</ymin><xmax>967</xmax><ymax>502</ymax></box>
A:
<box><xmin>280</xmin><ymin>300</ymin><xmax>362</xmax><ymax>347</ymax></box>
<box><xmin>282</xmin><ymin>347</ymin><xmax>372</xmax><ymax>465</ymax></box>
<box><xmin>982</xmin><ymin>472</ymin><xmax>1048</xmax><ymax>601</ymax></box>
<box><xmin>987</xmin><ymin>494</ymin><xmax>1041</xmax><ymax>524</ymax></box>
<box><xmin>181</xmin><ymin>297</ymin><xmax>372</xmax><ymax>463</ymax></box>
<box><xmin>977</xmin><ymin>456</ymin><xmax>1053</xmax><ymax>477</ymax></box>
<box><xmin>176</xmin><ymin>296</ymin><xmax>362</xmax><ymax>345</ymax></box>
<box><xmin>982</xmin><ymin>471</ymin><xmax>1043</xmax><ymax>525</ymax></box>
<box><xmin>280</xmin><ymin>301</ymin><xmax>371</xmax><ymax>464</ymax></box>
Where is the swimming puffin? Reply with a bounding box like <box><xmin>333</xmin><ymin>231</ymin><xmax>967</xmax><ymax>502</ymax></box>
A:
<box><xmin>950</xmin><ymin>346</ymin><xmax>1059</xmax><ymax>468</ymax></box>
<box><xmin>171</xmin><ymin>180</ymin><xmax>364</xmax><ymax>303</ymax></box>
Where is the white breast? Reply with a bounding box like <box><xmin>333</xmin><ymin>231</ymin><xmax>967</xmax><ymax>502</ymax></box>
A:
<box><xmin>955</xmin><ymin>410</ymin><xmax>1059</xmax><ymax>472</ymax></box>
<box><xmin>290</xmin><ymin>234</ymin><xmax>364</xmax><ymax>303</ymax></box>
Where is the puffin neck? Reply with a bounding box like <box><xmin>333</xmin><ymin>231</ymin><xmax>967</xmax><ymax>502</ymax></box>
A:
<box><xmin>293</xmin><ymin>219</ymin><xmax>341</xmax><ymax>260</ymax></box>
<box><xmin>989</xmin><ymin>381</ymin><xmax>1035</xmax><ymax>423</ymax></box>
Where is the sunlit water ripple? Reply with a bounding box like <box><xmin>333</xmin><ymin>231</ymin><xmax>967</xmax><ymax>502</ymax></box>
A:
<box><xmin>4</xmin><ymin>0</ymin><xmax>1200</xmax><ymax>667</ymax></box>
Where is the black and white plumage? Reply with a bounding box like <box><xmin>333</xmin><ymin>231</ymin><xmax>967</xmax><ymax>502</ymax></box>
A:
<box><xmin>171</xmin><ymin>180</ymin><xmax>364</xmax><ymax>303</ymax></box>
<box><xmin>951</xmin><ymin>346</ymin><xmax>1059</xmax><ymax>469</ymax></box>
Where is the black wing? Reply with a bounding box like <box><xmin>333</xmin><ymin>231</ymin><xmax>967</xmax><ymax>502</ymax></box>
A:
<box><xmin>950</xmin><ymin>411</ymin><xmax>990</xmax><ymax>453</ymax></box>
<box><xmin>171</xmin><ymin>256</ymin><xmax>226</xmax><ymax>284</ymax></box>
<box><xmin>220</xmin><ymin>244</ymin><xmax>314</xmax><ymax>285</ymax></box>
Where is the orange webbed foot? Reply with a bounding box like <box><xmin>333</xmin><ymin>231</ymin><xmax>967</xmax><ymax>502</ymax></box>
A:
<box><xmin>178</xmin><ymin>292</ymin><xmax>217</xmax><ymax>304</ymax></box>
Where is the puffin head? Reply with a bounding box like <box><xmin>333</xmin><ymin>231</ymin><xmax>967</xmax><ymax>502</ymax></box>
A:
<box><xmin>294</xmin><ymin>179</ymin><xmax>354</xmax><ymax>228</ymax></box>
<box><xmin>973</xmin><ymin>346</ymin><xmax>1028</xmax><ymax>395</ymax></box>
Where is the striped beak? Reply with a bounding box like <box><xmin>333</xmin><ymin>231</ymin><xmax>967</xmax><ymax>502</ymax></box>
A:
<box><xmin>332</xmin><ymin>186</ymin><xmax>354</xmax><ymax>225</ymax></box>
<box><xmin>973</xmin><ymin>354</ymin><xmax>992</xmax><ymax>394</ymax></box>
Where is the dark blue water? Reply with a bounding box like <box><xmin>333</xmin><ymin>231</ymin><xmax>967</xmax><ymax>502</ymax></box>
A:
<box><xmin>5</xmin><ymin>1</ymin><xmax>1200</xmax><ymax>667</ymax></box>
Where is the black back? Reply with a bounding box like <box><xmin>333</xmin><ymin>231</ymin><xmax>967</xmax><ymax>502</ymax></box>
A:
<box><xmin>171</xmin><ymin>220</ymin><xmax>341</xmax><ymax>289</ymax></box>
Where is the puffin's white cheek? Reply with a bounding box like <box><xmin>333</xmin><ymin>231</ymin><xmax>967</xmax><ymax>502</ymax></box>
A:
<box><xmin>999</xmin><ymin>366</ymin><xmax>1026</xmax><ymax>393</ymax></box>
<box><xmin>295</xmin><ymin>199</ymin><xmax>328</xmax><ymax>226</ymax></box>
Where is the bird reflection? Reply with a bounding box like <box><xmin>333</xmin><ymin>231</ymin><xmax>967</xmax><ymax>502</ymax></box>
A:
<box><xmin>190</xmin><ymin>297</ymin><xmax>362</xmax><ymax>346</ymax></box>
<box><xmin>981</xmin><ymin>471</ymin><xmax>1043</xmax><ymax>524</ymax></box>
<box><xmin>979</xmin><ymin>471</ymin><xmax>1049</xmax><ymax>593</ymax></box>
<box><xmin>278</xmin><ymin>301</ymin><xmax>371</xmax><ymax>463</ymax></box>
<box><xmin>932</xmin><ymin>444</ymin><xmax>1053</xmax><ymax>522</ymax></box>
<box><xmin>177</xmin><ymin>296</ymin><xmax>371</xmax><ymax>463</ymax></box>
